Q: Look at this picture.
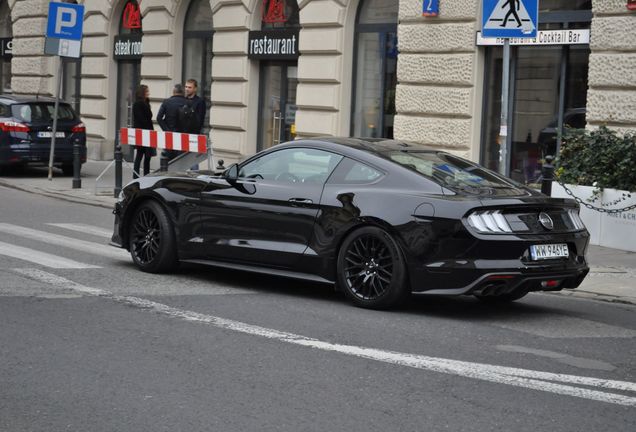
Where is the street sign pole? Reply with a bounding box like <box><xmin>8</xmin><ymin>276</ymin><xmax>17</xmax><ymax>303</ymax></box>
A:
<box><xmin>44</xmin><ymin>1</ymin><xmax>84</xmax><ymax>181</ymax></box>
<box><xmin>482</xmin><ymin>0</ymin><xmax>538</xmax><ymax>176</ymax></box>
<box><xmin>499</xmin><ymin>39</ymin><xmax>510</xmax><ymax>175</ymax></box>
<box><xmin>47</xmin><ymin>57</ymin><xmax>64</xmax><ymax>181</ymax></box>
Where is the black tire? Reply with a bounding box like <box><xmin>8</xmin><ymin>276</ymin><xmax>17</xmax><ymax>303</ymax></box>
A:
<box><xmin>61</xmin><ymin>164</ymin><xmax>75</xmax><ymax>176</ymax></box>
<box><xmin>474</xmin><ymin>289</ymin><xmax>529</xmax><ymax>303</ymax></box>
<box><xmin>337</xmin><ymin>226</ymin><xmax>409</xmax><ymax>309</ymax></box>
<box><xmin>128</xmin><ymin>200</ymin><xmax>178</xmax><ymax>273</ymax></box>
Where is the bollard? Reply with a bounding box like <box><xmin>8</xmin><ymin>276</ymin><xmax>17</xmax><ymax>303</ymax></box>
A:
<box><xmin>541</xmin><ymin>155</ymin><xmax>555</xmax><ymax>196</ymax></box>
<box><xmin>72</xmin><ymin>139</ymin><xmax>82</xmax><ymax>189</ymax></box>
<box><xmin>160</xmin><ymin>151</ymin><xmax>169</xmax><ymax>172</ymax></box>
<box><xmin>114</xmin><ymin>143</ymin><xmax>123</xmax><ymax>198</ymax></box>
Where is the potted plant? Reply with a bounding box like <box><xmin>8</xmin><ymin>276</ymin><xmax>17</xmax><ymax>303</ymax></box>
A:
<box><xmin>552</xmin><ymin>126</ymin><xmax>636</xmax><ymax>251</ymax></box>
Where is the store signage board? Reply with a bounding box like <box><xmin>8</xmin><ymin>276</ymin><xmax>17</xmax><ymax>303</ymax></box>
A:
<box><xmin>0</xmin><ymin>38</ymin><xmax>12</xmax><ymax>58</ymax></box>
<box><xmin>422</xmin><ymin>0</ymin><xmax>439</xmax><ymax>17</ymax></box>
<box><xmin>476</xmin><ymin>29</ymin><xmax>590</xmax><ymax>46</ymax></box>
<box><xmin>114</xmin><ymin>34</ymin><xmax>143</xmax><ymax>60</ymax></box>
<box><xmin>248</xmin><ymin>30</ymin><xmax>299</xmax><ymax>60</ymax></box>
<box><xmin>482</xmin><ymin>0</ymin><xmax>538</xmax><ymax>38</ymax></box>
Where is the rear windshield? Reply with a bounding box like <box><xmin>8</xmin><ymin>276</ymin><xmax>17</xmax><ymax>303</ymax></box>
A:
<box><xmin>387</xmin><ymin>151</ymin><xmax>526</xmax><ymax>196</ymax></box>
<box><xmin>11</xmin><ymin>103</ymin><xmax>76</xmax><ymax>123</ymax></box>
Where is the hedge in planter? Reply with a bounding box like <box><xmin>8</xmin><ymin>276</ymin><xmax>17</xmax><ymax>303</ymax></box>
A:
<box><xmin>556</xmin><ymin>126</ymin><xmax>636</xmax><ymax>193</ymax></box>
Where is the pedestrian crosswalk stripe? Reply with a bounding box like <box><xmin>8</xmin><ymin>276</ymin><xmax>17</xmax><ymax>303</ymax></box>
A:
<box><xmin>0</xmin><ymin>241</ymin><xmax>100</xmax><ymax>269</ymax></box>
<box><xmin>0</xmin><ymin>223</ymin><xmax>128</xmax><ymax>261</ymax></box>
<box><xmin>47</xmin><ymin>223</ymin><xmax>112</xmax><ymax>238</ymax></box>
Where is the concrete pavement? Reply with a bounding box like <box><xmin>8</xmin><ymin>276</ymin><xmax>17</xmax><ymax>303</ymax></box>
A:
<box><xmin>0</xmin><ymin>159</ymin><xmax>634</xmax><ymax>305</ymax></box>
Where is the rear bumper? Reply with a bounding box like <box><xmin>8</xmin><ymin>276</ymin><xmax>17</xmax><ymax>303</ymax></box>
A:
<box><xmin>408</xmin><ymin>231</ymin><xmax>590</xmax><ymax>296</ymax></box>
<box><xmin>0</xmin><ymin>143</ymin><xmax>87</xmax><ymax>166</ymax></box>
<box><xmin>412</xmin><ymin>262</ymin><xmax>589</xmax><ymax>296</ymax></box>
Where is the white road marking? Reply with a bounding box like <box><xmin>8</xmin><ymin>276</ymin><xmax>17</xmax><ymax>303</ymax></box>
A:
<box><xmin>0</xmin><ymin>223</ymin><xmax>128</xmax><ymax>261</ymax></box>
<box><xmin>14</xmin><ymin>268</ymin><xmax>636</xmax><ymax>408</ymax></box>
<box><xmin>0</xmin><ymin>242</ymin><xmax>100</xmax><ymax>269</ymax></box>
<box><xmin>47</xmin><ymin>223</ymin><xmax>113</xmax><ymax>239</ymax></box>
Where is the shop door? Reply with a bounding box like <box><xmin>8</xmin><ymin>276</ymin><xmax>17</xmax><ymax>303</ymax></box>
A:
<box><xmin>258</xmin><ymin>62</ymin><xmax>298</xmax><ymax>151</ymax></box>
<box><xmin>116</xmin><ymin>60</ymin><xmax>140</xmax><ymax>161</ymax></box>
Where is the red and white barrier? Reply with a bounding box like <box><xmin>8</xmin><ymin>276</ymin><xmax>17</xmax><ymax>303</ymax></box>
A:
<box><xmin>119</xmin><ymin>128</ymin><xmax>208</xmax><ymax>154</ymax></box>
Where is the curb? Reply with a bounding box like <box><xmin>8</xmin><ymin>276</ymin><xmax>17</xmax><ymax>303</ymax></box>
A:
<box><xmin>0</xmin><ymin>179</ymin><xmax>115</xmax><ymax>209</ymax></box>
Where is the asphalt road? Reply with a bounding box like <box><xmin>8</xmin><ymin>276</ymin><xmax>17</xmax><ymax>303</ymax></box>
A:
<box><xmin>1</xmin><ymin>185</ymin><xmax>635</xmax><ymax>432</ymax></box>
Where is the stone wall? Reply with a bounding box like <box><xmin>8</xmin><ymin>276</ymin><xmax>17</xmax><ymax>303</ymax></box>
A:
<box><xmin>588</xmin><ymin>0</ymin><xmax>636</xmax><ymax>135</ymax></box>
<box><xmin>394</xmin><ymin>0</ymin><xmax>480</xmax><ymax>159</ymax></box>
<box><xmin>9</xmin><ymin>0</ymin><xmax>55</xmax><ymax>96</ymax></box>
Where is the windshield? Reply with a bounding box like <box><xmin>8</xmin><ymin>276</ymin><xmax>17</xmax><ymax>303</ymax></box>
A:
<box><xmin>387</xmin><ymin>151</ymin><xmax>526</xmax><ymax>195</ymax></box>
<box><xmin>11</xmin><ymin>103</ymin><xmax>76</xmax><ymax>123</ymax></box>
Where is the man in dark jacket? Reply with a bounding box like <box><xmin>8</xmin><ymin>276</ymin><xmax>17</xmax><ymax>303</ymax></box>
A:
<box><xmin>157</xmin><ymin>83</ymin><xmax>189</xmax><ymax>160</ymax></box>
<box><xmin>184</xmin><ymin>78</ymin><xmax>206</xmax><ymax>134</ymax></box>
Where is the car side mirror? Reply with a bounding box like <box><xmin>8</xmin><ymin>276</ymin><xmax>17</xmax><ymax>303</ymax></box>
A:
<box><xmin>224</xmin><ymin>163</ymin><xmax>239</xmax><ymax>184</ymax></box>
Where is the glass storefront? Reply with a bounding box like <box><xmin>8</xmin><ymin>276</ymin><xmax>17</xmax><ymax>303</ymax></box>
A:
<box><xmin>255</xmin><ymin>1</ymin><xmax>300</xmax><ymax>151</ymax></box>
<box><xmin>183</xmin><ymin>0</ymin><xmax>213</xmax><ymax>136</ymax></box>
<box><xmin>351</xmin><ymin>0</ymin><xmax>397</xmax><ymax>139</ymax></box>
<box><xmin>480</xmin><ymin>5</ymin><xmax>591</xmax><ymax>184</ymax></box>
<box><xmin>258</xmin><ymin>63</ymin><xmax>298</xmax><ymax>150</ymax></box>
<box><xmin>62</xmin><ymin>58</ymin><xmax>81</xmax><ymax>114</ymax></box>
<box><xmin>115</xmin><ymin>0</ymin><xmax>142</xmax><ymax>161</ymax></box>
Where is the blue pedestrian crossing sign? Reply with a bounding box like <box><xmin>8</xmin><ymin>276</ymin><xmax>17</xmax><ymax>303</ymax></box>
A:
<box><xmin>482</xmin><ymin>0</ymin><xmax>538</xmax><ymax>38</ymax></box>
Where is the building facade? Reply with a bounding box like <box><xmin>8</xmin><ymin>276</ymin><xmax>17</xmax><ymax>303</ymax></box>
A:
<box><xmin>2</xmin><ymin>0</ymin><xmax>635</xmax><ymax>180</ymax></box>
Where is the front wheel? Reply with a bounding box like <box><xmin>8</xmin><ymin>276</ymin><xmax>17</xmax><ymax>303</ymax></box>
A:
<box><xmin>128</xmin><ymin>200</ymin><xmax>178</xmax><ymax>273</ymax></box>
<box><xmin>337</xmin><ymin>226</ymin><xmax>408</xmax><ymax>309</ymax></box>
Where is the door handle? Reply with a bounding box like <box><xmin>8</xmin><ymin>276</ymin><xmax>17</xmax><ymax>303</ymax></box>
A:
<box><xmin>288</xmin><ymin>198</ymin><xmax>313</xmax><ymax>204</ymax></box>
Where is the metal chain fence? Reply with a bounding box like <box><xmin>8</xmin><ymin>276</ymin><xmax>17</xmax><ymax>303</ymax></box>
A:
<box><xmin>555</xmin><ymin>177</ymin><xmax>636</xmax><ymax>214</ymax></box>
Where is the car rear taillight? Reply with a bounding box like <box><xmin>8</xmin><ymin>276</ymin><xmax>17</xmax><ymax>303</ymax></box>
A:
<box><xmin>0</xmin><ymin>121</ymin><xmax>30</xmax><ymax>133</ymax></box>
<box><xmin>71</xmin><ymin>122</ymin><xmax>86</xmax><ymax>133</ymax></box>
<box><xmin>567</xmin><ymin>209</ymin><xmax>586</xmax><ymax>230</ymax></box>
<box><xmin>467</xmin><ymin>210</ymin><xmax>513</xmax><ymax>233</ymax></box>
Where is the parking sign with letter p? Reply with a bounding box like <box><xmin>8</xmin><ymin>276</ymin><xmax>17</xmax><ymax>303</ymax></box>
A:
<box><xmin>46</xmin><ymin>2</ymin><xmax>84</xmax><ymax>41</ymax></box>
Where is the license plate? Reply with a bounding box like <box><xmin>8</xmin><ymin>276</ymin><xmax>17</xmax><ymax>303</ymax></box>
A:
<box><xmin>37</xmin><ymin>131</ymin><xmax>65</xmax><ymax>138</ymax></box>
<box><xmin>530</xmin><ymin>243</ymin><xmax>569</xmax><ymax>260</ymax></box>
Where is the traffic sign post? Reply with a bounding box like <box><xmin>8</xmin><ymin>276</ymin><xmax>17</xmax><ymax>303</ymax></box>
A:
<box><xmin>482</xmin><ymin>0</ymin><xmax>538</xmax><ymax>176</ymax></box>
<box><xmin>44</xmin><ymin>2</ymin><xmax>84</xmax><ymax>183</ymax></box>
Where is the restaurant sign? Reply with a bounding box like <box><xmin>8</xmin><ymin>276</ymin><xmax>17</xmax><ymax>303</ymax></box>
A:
<box><xmin>114</xmin><ymin>33</ymin><xmax>143</xmax><ymax>60</ymax></box>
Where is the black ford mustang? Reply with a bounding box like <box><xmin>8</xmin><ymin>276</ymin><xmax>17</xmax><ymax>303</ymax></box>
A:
<box><xmin>111</xmin><ymin>138</ymin><xmax>589</xmax><ymax>309</ymax></box>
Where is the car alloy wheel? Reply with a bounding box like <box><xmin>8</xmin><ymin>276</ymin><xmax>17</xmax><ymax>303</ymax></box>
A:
<box><xmin>337</xmin><ymin>226</ymin><xmax>408</xmax><ymax>309</ymax></box>
<box><xmin>129</xmin><ymin>201</ymin><xmax>177</xmax><ymax>273</ymax></box>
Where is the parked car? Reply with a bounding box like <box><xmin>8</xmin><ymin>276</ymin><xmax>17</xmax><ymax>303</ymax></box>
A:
<box><xmin>0</xmin><ymin>94</ymin><xmax>86</xmax><ymax>175</ymax></box>
<box><xmin>111</xmin><ymin>138</ymin><xmax>590</xmax><ymax>309</ymax></box>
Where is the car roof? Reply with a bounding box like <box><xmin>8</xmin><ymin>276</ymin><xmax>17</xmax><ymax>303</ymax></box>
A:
<box><xmin>0</xmin><ymin>94</ymin><xmax>59</xmax><ymax>104</ymax></box>
<box><xmin>287</xmin><ymin>137</ymin><xmax>441</xmax><ymax>157</ymax></box>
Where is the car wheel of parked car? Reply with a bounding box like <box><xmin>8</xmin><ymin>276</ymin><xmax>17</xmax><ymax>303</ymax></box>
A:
<box><xmin>474</xmin><ymin>288</ymin><xmax>529</xmax><ymax>303</ymax></box>
<box><xmin>129</xmin><ymin>200</ymin><xmax>178</xmax><ymax>273</ymax></box>
<box><xmin>337</xmin><ymin>226</ymin><xmax>408</xmax><ymax>309</ymax></box>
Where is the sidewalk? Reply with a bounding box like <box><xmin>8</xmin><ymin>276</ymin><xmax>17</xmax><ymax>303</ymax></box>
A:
<box><xmin>1</xmin><ymin>160</ymin><xmax>635</xmax><ymax>306</ymax></box>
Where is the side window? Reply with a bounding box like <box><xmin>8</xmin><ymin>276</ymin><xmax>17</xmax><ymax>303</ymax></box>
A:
<box><xmin>328</xmin><ymin>158</ymin><xmax>383</xmax><ymax>184</ymax></box>
<box><xmin>239</xmin><ymin>148</ymin><xmax>344</xmax><ymax>184</ymax></box>
<box><xmin>0</xmin><ymin>103</ymin><xmax>9</xmax><ymax>117</ymax></box>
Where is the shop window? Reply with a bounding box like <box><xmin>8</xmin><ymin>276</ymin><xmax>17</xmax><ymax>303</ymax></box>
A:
<box><xmin>0</xmin><ymin>0</ymin><xmax>12</xmax><ymax>94</ymax></box>
<box><xmin>480</xmin><ymin>6</ymin><xmax>591</xmax><ymax>184</ymax></box>
<box><xmin>351</xmin><ymin>0</ymin><xmax>398</xmax><ymax>139</ymax></box>
<box><xmin>183</xmin><ymin>0</ymin><xmax>213</xmax><ymax>136</ymax></box>
<box><xmin>540</xmin><ymin>0</ymin><xmax>591</xmax><ymax>12</ymax></box>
